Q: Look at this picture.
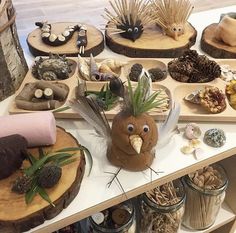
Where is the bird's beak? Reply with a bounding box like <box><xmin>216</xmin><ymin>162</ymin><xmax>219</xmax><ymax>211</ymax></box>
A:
<box><xmin>174</xmin><ymin>32</ymin><xmax>179</xmax><ymax>41</ymax></box>
<box><xmin>129</xmin><ymin>135</ymin><xmax>143</xmax><ymax>154</ymax></box>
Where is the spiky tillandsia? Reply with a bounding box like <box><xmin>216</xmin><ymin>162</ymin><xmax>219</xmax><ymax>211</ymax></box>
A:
<box><xmin>103</xmin><ymin>0</ymin><xmax>154</xmax><ymax>41</ymax></box>
<box><xmin>150</xmin><ymin>0</ymin><xmax>194</xmax><ymax>40</ymax></box>
<box><xmin>12</xmin><ymin>146</ymin><xmax>91</xmax><ymax>206</ymax></box>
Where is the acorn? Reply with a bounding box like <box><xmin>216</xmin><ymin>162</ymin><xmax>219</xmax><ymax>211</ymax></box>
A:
<box><xmin>38</xmin><ymin>164</ymin><xmax>62</xmax><ymax>188</ymax></box>
<box><xmin>12</xmin><ymin>175</ymin><xmax>32</xmax><ymax>194</ymax></box>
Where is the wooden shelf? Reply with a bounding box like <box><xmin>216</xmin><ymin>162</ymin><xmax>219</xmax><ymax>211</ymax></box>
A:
<box><xmin>21</xmin><ymin>121</ymin><xmax>236</xmax><ymax>233</ymax></box>
<box><xmin>180</xmin><ymin>202</ymin><xmax>235</xmax><ymax>233</ymax></box>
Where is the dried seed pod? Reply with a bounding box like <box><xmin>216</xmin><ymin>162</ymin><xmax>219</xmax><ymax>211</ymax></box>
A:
<box><xmin>12</xmin><ymin>175</ymin><xmax>32</xmax><ymax>194</ymax></box>
<box><xmin>199</xmin><ymin>87</ymin><xmax>226</xmax><ymax>113</ymax></box>
<box><xmin>37</xmin><ymin>165</ymin><xmax>62</xmax><ymax>188</ymax></box>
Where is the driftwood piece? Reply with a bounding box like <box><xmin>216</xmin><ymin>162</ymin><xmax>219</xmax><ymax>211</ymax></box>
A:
<box><xmin>0</xmin><ymin>127</ymin><xmax>86</xmax><ymax>233</ymax></box>
<box><xmin>0</xmin><ymin>0</ymin><xmax>28</xmax><ymax>101</ymax></box>
<box><xmin>105</xmin><ymin>22</ymin><xmax>197</xmax><ymax>58</ymax></box>
<box><xmin>201</xmin><ymin>23</ymin><xmax>236</xmax><ymax>58</ymax></box>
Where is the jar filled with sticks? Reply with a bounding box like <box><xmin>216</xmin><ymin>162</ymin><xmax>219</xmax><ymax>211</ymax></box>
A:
<box><xmin>139</xmin><ymin>179</ymin><xmax>185</xmax><ymax>233</ymax></box>
<box><xmin>87</xmin><ymin>200</ymin><xmax>136</xmax><ymax>233</ymax></box>
<box><xmin>182</xmin><ymin>164</ymin><xmax>228</xmax><ymax>230</ymax></box>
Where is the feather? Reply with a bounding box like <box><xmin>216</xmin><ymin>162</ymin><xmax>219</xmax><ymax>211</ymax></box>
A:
<box><xmin>157</xmin><ymin>102</ymin><xmax>180</xmax><ymax>147</ymax></box>
<box><xmin>69</xmin><ymin>97</ymin><xmax>111</xmax><ymax>143</ymax></box>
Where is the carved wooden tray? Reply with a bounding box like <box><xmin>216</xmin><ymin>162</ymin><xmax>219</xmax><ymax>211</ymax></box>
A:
<box><xmin>9</xmin><ymin>57</ymin><xmax>236</xmax><ymax>122</ymax></box>
<box><xmin>0</xmin><ymin>127</ymin><xmax>85</xmax><ymax>233</ymax></box>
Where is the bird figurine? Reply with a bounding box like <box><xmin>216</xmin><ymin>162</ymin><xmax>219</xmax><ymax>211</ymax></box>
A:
<box><xmin>70</xmin><ymin>72</ymin><xmax>180</xmax><ymax>172</ymax></box>
<box><xmin>150</xmin><ymin>0</ymin><xmax>194</xmax><ymax>40</ymax></box>
<box><xmin>103</xmin><ymin>0</ymin><xmax>154</xmax><ymax>42</ymax></box>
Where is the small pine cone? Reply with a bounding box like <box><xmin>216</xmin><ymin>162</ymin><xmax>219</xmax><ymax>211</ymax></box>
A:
<box><xmin>188</xmin><ymin>70</ymin><xmax>203</xmax><ymax>83</ymax></box>
<box><xmin>197</xmin><ymin>56</ymin><xmax>221</xmax><ymax>81</ymax></box>
<box><xmin>38</xmin><ymin>165</ymin><xmax>62</xmax><ymax>189</ymax></box>
<box><xmin>179</xmin><ymin>50</ymin><xmax>199</xmax><ymax>63</ymax></box>
<box><xmin>12</xmin><ymin>175</ymin><xmax>32</xmax><ymax>194</ymax></box>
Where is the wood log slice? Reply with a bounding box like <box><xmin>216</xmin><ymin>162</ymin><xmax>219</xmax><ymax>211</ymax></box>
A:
<box><xmin>27</xmin><ymin>22</ymin><xmax>104</xmax><ymax>57</ymax></box>
<box><xmin>0</xmin><ymin>127</ymin><xmax>86</xmax><ymax>233</ymax></box>
<box><xmin>0</xmin><ymin>0</ymin><xmax>28</xmax><ymax>101</ymax></box>
<box><xmin>105</xmin><ymin>22</ymin><xmax>197</xmax><ymax>58</ymax></box>
<box><xmin>201</xmin><ymin>23</ymin><xmax>236</xmax><ymax>58</ymax></box>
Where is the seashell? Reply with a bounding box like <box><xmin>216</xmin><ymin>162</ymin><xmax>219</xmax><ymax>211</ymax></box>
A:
<box><xmin>181</xmin><ymin>145</ymin><xmax>194</xmax><ymax>154</ymax></box>
<box><xmin>215</xmin><ymin>15</ymin><xmax>236</xmax><ymax>47</ymax></box>
<box><xmin>204</xmin><ymin>128</ymin><xmax>226</xmax><ymax>148</ymax></box>
<box><xmin>184</xmin><ymin>90</ymin><xmax>201</xmax><ymax>104</ymax></box>
<box><xmin>194</xmin><ymin>148</ymin><xmax>204</xmax><ymax>160</ymax></box>
<box><xmin>90</xmin><ymin>71</ymin><xmax>102</xmax><ymax>81</ymax></box>
<box><xmin>101</xmin><ymin>59</ymin><xmax>127</xmax><ymax>71</ymax></box>
<box><xmin>99</xmin><ymin>64</ymin><xmax>118</xmax><ymax>76</ymax></box>
<box><xmin>78</xmin><ymin>55</ymin><xmax>90</xmax><ymax>80</ymax></box>
<box><xmin>129</xmin><ymin>135</ymin><xmax>143</xmax><ymax>154</ymax></box>
<box><xmin>41</xmin><ymin>32</ymin><xmax>50</xmax><ymax>38</ymax></box>
<box><xmin>57</xmin><ymin>35</ymin><xmax>65</xmax><ymax>42</ymax></box>
<box><xmin>100</xmin><ymin>73</ymin><xmax>116</xmax><ymax>81</ymax></box>
<box><xmin>62</xmin><ymin>30</ymin><xmax>70</xmax><ymax>37</ymax></box>
<box><xmin>90</xmin><ymin>54</ymin><xmax>99</xmax><ymax>80</ymax></box>
<box><xmin>189</xmin><ymin>139</ymin><xmax>201</xmax><ymax>148</ymax></box>
<box><xmin>184</xmin><ymin>123</ymin><xmax>202</xmax><ymax>139</ymax></box>
<box><xmin>49</xmin><ymin>34</ymin><xmax>57</xmax><ymax>42</ymax></box>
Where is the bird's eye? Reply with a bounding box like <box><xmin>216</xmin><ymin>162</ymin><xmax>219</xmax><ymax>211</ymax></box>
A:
<box><xmin>178</xmin><ymin>28</ymin><xmax>182</xmax><ymax>32</ymax></box>
<box><xmin>134</xmin><ymin>27</ymin><xmax>138</xmax><ymax>33</ymax></box>
<box><xmin>143</xmin><ymin>125</ymin><xmax>149</xmax><ymax>133</ymax></box>
<box><xmin>127</xmin><ymin>124</ymin><xmax>134</xmax><ymax>132</ymax></box>
<box><xmin>127</xmin><ymin>28</ymin><xmax>132</xmax><ymax>32</ymax></box>
<box><xmin>173</xmin><ymin>27</ymin><xmax>177</xmax><ymax>31</ymax></box>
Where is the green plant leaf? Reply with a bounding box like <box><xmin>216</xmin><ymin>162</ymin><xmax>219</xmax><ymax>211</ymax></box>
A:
<box><xmin>59</xmin><ymin>158</ymin><xmax>77</xmax><ymax>167</ymax></box>
<box><xmin>46</xmin><ymin>152</ymin><xmax>75</xmax><ymax>163</ymax></box>
<box><xmin>55</xmin><ymin>147</ymin><xmax>86</xmax><ymax>152</ymax></box>
<box><xmin>38</xmin><ymin>147</ymin><xmax>45</xmax><ymax>159</ymax></box>
<box><xmin>38</xmin><ymin>186</ymin><xmax>55</xmax><ymax>207</ymax></box>
<box><xmin>25</xmin><ymin>181</ymin><xmax>38</xmax><ymax>204</ymax></box>
<box><xmin>24</xmin><ymin>156</ymin><xmax>49</xmax><ymax>177</ymax></box>
<box><xmin>26</xmin><ymin>152</ymin><xmax>38</xmax><ymax>165</ymax></box>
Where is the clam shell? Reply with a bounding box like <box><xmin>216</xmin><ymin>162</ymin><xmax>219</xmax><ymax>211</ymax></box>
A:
<box><xmin>189</xmin><ymin>139</ymin><xmax>201</xmax><ymax>148</ymax></box>
<box><xmin>181</xmin><ymin>145</ymin><xmax>194</xmax><ymax>154</ymax></box>
<box><xmin>49</xmin><ymin>34</ymin><xmax>57</xmax><ymax>42</ymax></box>
<box><xmin>184</xmin><ymin>90</ymin><xmax>201</xmax><ymax>104</ymax></box>
<box><xmin>184</xmin><ymin>123</ymin><xmax>202</xmax><ymax>139</ymax></box>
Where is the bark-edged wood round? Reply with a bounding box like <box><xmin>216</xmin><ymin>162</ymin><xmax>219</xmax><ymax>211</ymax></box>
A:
<box><xmin>201</xmin><ymin>23</ymin><xmax>236</xmax><ymax>58</ymax></box>
<box><xmin>105</xmin><ymin>22</ymin><xmax>197</xmax><ymax>58</ymax></box>
<box><xmin>27</xmin><ymin>22</ymin><xmax>104</xmax><ymax>57</ymax></box>
<box><xmin>0</xmin><ymin>127</ymin><xmax>85</xmax><ymax>233</ymax></box>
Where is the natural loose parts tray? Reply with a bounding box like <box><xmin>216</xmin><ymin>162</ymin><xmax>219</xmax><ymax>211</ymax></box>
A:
<box><xmin>9</xmin><ymin>57</ymin><xmax>236</xmax><ymax>122</ymax></box>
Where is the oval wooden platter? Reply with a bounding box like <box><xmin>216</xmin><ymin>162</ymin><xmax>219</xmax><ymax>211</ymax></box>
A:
<box><xmin>201</xmin><ymin>23</ymin><xmax>236</xmax><ymax>58</ymax></box>
<box><xmin>0</xmin><ymin>127</ymin><xmax>85</xmax><ymax>233</ymax></box>
<box><xmin>27</xmin><ymin>22</ymin><xmax>104</xmax><ymax>57</ymax></box>
<box><xmin>105</xmin><ymin>22</ymin><xmax>197</xmax><ymax>58</ymax></box>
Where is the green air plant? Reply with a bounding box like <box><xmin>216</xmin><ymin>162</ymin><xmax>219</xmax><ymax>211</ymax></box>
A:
<box><xmin>12</xmin><ymin>146</ymin><xmax>91</xmax><ymax>206</ymax></box>
<box><xmin>86</xmin><ymin>84</ymin><xmax>119</xmax><ymax>111</ymax></box>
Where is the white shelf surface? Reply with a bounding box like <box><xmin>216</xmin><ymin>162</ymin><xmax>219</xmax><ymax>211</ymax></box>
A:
<box><xmin>22</xmin><ymin>120</ymin><xmax>236</xmax><ymax>233</ymax></box>
<box><xmin>180</xmin><ymin>202</ymin><xmax>235</xmax><ymax>233</ymax></box>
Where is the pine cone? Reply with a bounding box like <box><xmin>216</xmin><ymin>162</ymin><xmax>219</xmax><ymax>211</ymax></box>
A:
<box><xmin>179</xmin><ymin>50</ymin><xmax>199</xmax><ymax>63</ymax></box>
<box><xmin>12</xmin><ymin>175</ymin><xmax>32</xmax><ymax>194</ymax></box>
<box><xmin>197</xmin><ymin>55</ymin><xmax>221</xmax><ymax>81</ymax></box>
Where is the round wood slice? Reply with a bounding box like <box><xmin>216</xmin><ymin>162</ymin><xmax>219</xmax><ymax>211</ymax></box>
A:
<box><xmin>105</xmin><ymin>22</ymin><xmax>197</xmax><ymax>58</ymax></box>
<box><xmin>201</xmin><ymin>23</ymin><xmax>236</xmax><ymax>58</ymax></box>
<box><xmin>0</xmin><ymin>127</ymin><xmax>85</xmax><ymax>233</ymax></box>
<box><xmin>27</xmin><ymin>22</ymin><xmax>104</xmax><ymax>57</ymax></box>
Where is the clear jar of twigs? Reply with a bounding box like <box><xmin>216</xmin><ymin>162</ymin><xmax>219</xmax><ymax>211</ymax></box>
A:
<box><xmin>87</xmin><ymin>200</ymin><xmax>136</xmax><ymax>233</ymax></box>
<box><xmin>182</xmin><ymin>164</ymin><xmax>228</xmax><ymax>230</ymax></box>
<box><xmin>139</xmin><ymin>179</ymin><xmax>185</xmax><ymax>233</ymax></box>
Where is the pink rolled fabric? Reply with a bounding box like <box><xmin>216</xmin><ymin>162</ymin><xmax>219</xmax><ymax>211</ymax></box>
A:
<box><xmin>0</xmin><ymin>112</ymin><xmax>57</xmax><ymax>147</ymax></box>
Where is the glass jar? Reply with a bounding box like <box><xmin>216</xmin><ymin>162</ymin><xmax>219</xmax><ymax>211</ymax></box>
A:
<box><xmin>182</xmin><ymin>164</ymin><xmax>228</xmax><ymax>230</ymax></box>
<box><xmin>87</xmin><ymin>200</ymin><xmax>136</xmax><ymax>233</ymax></box>
<box><xmin>139</xmin><ymin>179</ymin><xmax>185</xmax><ymax>233</ymax></box>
